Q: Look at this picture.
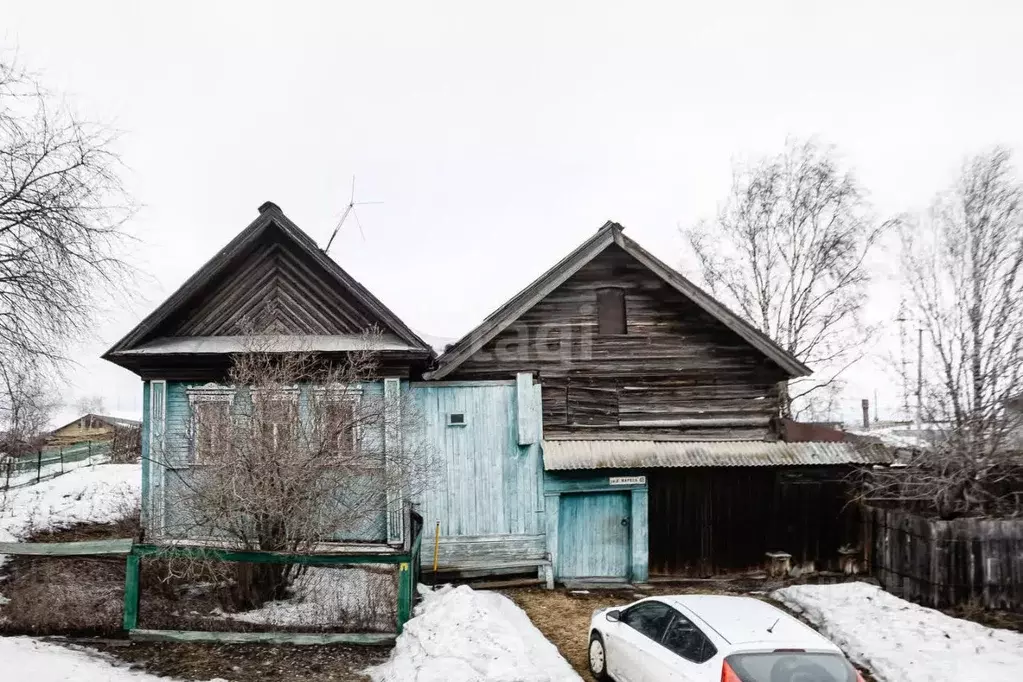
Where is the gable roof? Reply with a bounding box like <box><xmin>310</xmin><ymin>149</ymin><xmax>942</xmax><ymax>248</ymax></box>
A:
<box><xmin>104</xmin><ymin>202</ymin><xmax>433</xmax><ymax>361</ymax></box>
<box><xmin>426</xmin><ymin>221</ymin><xmax>811</xmax><ymax>380</ymax></box>
<box><xmin>50</xmin><ymin>413</ymin><xmax>141</xmax><ymax>434</ymax></box>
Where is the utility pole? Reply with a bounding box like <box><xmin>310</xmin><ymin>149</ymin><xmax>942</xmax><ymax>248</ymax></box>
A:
<box><xmin>915</xmin><ymin>327</ymin><xmax>923</xmax><ymax>431</ymax></box>
<box><xmin>896</xmin><ymin>301</ymin><xmax>910</xmax><ymax>421</ymax></box>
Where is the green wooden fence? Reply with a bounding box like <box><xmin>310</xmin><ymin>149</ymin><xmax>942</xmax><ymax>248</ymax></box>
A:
<box><xmin>123</xmin><ymin>510</ymin><xmax>425</xmax><ymax>643</ymax></box>
<box><xmin>1</xmin><ymin>441</ymin><xmax>112</xmax><ymax>489</ymax></box>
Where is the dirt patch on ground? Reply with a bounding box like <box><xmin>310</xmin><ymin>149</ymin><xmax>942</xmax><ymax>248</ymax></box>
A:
<box><xmin>504</xmin><ymin>580</ymin><xmax>883</xmax><ymax>681</ymax></box>
<box><xmin>89</xmin><ymin>640</ymin><xmax>390</xmax><ymax>681</ymax></box>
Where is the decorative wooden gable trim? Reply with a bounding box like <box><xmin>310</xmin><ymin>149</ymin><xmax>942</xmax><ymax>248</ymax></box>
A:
<box><xmin>104</xmin><ymin>202</ymin><xmax>433</xmax><ymax>361</ymax></box>
<box><xmin>426</xmin><ymin>221</ymin><xmax>811</xmax><ymax>380</ymax></box>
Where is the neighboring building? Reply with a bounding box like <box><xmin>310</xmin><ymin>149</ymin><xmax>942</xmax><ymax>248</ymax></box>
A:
<box><xmin>104</xmin><ymin>205</ymin><xmax>890</xmax><ymax>586</ymax></box>
<box><xmin>428</xmin><ymin>221</ymin><xmax>891</xmax><ymax>581</ymax></box>
<box><xmin>47</xmin><ymin>413</ymin><xmax>141</xmax><ymax>447</ymax></box>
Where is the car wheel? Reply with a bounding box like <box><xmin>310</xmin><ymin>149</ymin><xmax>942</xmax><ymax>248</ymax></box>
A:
<box><xmin>588</xmin><ymin>632</ymin><xmax>609</xmax><ymax>681</ymax></box>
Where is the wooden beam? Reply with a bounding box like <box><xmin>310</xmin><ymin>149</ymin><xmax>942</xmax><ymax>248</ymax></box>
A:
<box><xmin>131</xmin><ymin>544</ymin><xmax>410</xmax><ymax>566</ymax></box>
<box><xmin>0</xmin><ymin>538</ymin><xmax>134</xmax><ymax>556</ymax></box>
<box><xmin>128</xmin><ymin>629</ymin><xmax>396</xmax><ymax>646</ymax></box>
<box><xmin>123</xmin><ymin>554</ymin><xmax>141</xmax><ymax>631</ymax></box>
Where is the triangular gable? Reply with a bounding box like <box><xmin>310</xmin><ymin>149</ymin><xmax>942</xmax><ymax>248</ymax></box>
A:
<box><xmin>104</xmin><ymin>202</ymin><xmax>432</xmax><ymax>360</ymax></box>
<box><xmin>426</xmin><ymin>221</ymin><xmax>811</xmax><ymax>379</ymax></box>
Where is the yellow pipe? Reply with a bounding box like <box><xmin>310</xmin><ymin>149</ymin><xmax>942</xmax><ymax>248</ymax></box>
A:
<box><xmin>432</xmin><ymin>521</ymin><xmax>441</xmax><ymax>576</ymax></box>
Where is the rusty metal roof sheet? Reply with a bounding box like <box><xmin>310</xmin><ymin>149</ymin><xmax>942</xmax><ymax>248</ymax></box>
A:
<box><xmin>542</xmin><ymin>439</ymin><xmax>893</xmax><ymax>470</ymax></box>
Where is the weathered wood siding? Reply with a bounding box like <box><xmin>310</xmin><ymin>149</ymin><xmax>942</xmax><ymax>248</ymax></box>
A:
<box><xmin>448</xmin><ymin>245</ymin><xmax>788</xmax><ymax>439</ymax></box>
<box><xmin>411</xmin><ymin>381</ymin><xmax>546</xmax><ymax>566</ymax></box>
<box><xmin>648</xmin><ymin>466</ymin><xmax>860</xmax><ymax>576</ymax></box>
<box><xmin>164</xmin><ymin>226</ymin><xmax>393</xmax><ymax>337</ymax></box>
<box><xmin>864</xmin><ymin>506</ymin><xmax>1023</xmax><ymax>610</ymax></box>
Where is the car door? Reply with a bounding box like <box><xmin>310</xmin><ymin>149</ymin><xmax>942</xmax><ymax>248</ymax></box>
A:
<box><xmin>606</xmin><ymin>601</ymin><xmax>673</xmax><ymax>682</ymax></box>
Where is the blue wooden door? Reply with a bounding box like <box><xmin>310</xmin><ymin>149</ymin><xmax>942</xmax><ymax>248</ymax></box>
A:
<box><xmin>558</xmin><ymin>492</ymin><xmax>631</xmax><ymax>579</ymax></box>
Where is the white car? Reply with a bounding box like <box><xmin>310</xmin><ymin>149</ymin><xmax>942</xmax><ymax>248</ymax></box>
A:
<box><xmin>588</xmin><ymin>594</ymin><xmax>865</xmax><ymax>682</ymax></box>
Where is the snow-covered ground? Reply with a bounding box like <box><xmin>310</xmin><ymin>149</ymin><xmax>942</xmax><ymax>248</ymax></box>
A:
<box><xmin>368</xmin><ymin>585</ymin><xmax>581</xmax><ymax>682</ymax></box>
<box><xmin>0</xmin><ymin>463</ymin><xmax>140</xmax><ymax>544</ymax></box>
<box><xmin>4</xmin><ymin>452</ymin><xmax>111</xmax><ymax>489</ymax></box>
<box><xmin>774</xmin><ymin>582</ymin><xmax>1023</xmax><ymax>682</ymax></box>
<box><xmin>214</xmin><ymin>565</ymin><xmax>396</xmax><ymax>631</ymax></box>
<box><xmin>0</xmin><ymin>637</ymin><xmax>184</xmax><ymax>681</ymax></box>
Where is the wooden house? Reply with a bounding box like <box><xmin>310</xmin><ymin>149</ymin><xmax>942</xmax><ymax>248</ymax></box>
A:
<box><xmin>428</xmin><ymin>221</ymin><xmax>891</xmax><ymax>582</ymax></box>
<box><xmin>105</xmin><ymin>206</ymin><xmax>889</xmax><ymax>587</ymax></box>
<box><xmin>103</xmin><ymin>203</ymin><xmax>546</xmax><ymax>574</ymax></box>
<box><xmin>47</xmin><ymin>414</ymin><xmax>141</xmax><ymax>447</ymax></box>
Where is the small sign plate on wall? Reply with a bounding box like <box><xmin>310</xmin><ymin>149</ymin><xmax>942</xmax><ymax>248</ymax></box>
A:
<box><xmin>609</xmin><ymin>476</ymin><xmax>646</xmax><ymax>486</ymax></box>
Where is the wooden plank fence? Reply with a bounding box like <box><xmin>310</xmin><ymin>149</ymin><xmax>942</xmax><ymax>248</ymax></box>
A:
<box><xmin>864</xmin><ymin>506</ymin><xmax>1023</xmax><ymax>610</ymax></box>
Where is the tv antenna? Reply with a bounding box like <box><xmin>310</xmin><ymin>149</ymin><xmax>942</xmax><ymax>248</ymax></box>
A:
<box><xmin>324</xmin><ymin>176</ymin><xmax>382</xmax><ymax>254</ymax></box>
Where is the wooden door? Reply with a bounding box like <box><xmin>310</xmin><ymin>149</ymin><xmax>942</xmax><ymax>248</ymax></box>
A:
<box><xmin>558</xmin><ymin>492</ymin><xmax>631</xmax><ymax>579</ymax></box>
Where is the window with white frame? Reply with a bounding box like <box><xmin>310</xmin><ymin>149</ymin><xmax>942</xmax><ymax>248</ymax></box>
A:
<box><xmin>252</xmin><ymin>387</ymin><xmax>300</xmax><ymax>452</ymax></box>
<box><xmin>313</xmin><ymin>385</ymin><xmax>363</xmax><ymax>460</ymax></box>
<box><xmin>187</xmin><ymin>384</ymin><xmax>235</xmax><ymax>463</ymax></box>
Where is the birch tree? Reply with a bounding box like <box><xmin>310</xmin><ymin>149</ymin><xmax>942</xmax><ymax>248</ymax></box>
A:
<box><xmin>684</xmin><ymin>139</ymin><xmax>893</xmax><ymax>418</ymax></box>
<box><xmin>866</xmin><ymin>148</ymin><xmax>1023</xmax><ymax>517</ymax></box>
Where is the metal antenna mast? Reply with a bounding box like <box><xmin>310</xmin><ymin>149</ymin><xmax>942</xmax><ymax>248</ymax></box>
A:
<box><xmin>324</xmin><ymin>176</ymin><xmax>381</xmax><ymax>254</ymax></box>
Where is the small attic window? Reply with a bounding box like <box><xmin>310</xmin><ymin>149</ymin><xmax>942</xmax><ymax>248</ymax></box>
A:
<box><xmin>597</xmin><ymin>287</ymin><xmax>627</xmax><ymax>335</ymax></box>
<box><xmin>447</xmin><ymin>412</ymin><xmax>467</xmax><ymax>427</ymax></box>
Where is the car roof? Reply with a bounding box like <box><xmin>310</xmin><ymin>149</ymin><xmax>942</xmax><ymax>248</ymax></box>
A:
<box><xmin>659</xmin><ymin>595</ymin><xmax>840</xmax><ymax>651</ymax></box>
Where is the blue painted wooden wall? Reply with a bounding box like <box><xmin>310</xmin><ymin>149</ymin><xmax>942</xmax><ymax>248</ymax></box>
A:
<box><xmin>144</xmin><ymin>380</ymin><xmax>389</xmax><ymax>543</ymax></box>
<box><xmin>411</xmin><ymin>378</ymin><xmax>545</xmax><ymax>565</ymax></box>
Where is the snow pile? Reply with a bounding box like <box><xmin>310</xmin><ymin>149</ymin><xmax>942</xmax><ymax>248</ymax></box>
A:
<box><xmin>216</xmin><ymin>565</ymin><xmax>396</xmax><ymax>631</ymax></box>
<box><xmin>368</xmin><ymin>585</ymin><xmax>581</xmax><ymax>682</ymax></box>
<box><xmin>0</xmin><ymin>636</ymin><xmax>195</xmax><ymax>681</ymax></box>
<box><xmin>773</xmin><ymin>582</ymin><xmax>1023</xmax><ymax>682</ymax></box>
<box><xmin>0</xmin><ymin>463</ymin><xmax>140</xmax><ymax>544</ymax></box>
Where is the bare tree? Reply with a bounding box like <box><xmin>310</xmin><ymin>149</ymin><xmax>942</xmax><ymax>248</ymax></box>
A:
<box><xmin>0</xmin><ymin>53</ymin><xmax>134</xmax><ymax>367</ymax></box>
<box><xmin>0</xmin><ymin>359</ymin><xmax>58</xmax><ymax>458</ymax></box>
<box><xmin>75</xmin><ymin>395</ymin><xmax>107</xmax><ymax>415</ymax></box>
<box><xmin>865</xmin><ymin>148</ymin><xmax>1023</xmax><ymax>518</ymax></box>
<box><xmin>683</xmin><ymin>139</ymin><xmax>895</xmax><ymax>418</ymax></box>
<box><xmin>159</xmin><ymin>339</ymin><xmax>435</xmax><ymax>608</ymax></box>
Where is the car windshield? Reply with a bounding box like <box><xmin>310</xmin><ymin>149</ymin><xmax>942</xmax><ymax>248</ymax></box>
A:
<box><xmin>725</xmin><ymin>652</ymin><xmax>858</xmax><ymax>682</ymax></box>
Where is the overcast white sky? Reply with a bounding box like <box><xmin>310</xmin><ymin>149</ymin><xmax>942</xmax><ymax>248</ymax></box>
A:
<box><xmin>4</xmin><ymin>0</ymin><xmax>1022</xmax><ymax>426</ymax></box>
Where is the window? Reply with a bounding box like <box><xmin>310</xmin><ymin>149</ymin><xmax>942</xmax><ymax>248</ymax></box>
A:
<box><xmin>253</xmin><ymin>389</ymin><xmax>300</xmax><ymax>452</ymax></box>
<box><xmin>192</xmin><ymin>400</ymin><xmax>231</xmax><ymax>463</ymax></box>
<box><xmin>447</xmin><ymin>412</ymin><xmax>467</xmax><ymax>427</ymax></box>
<box><xmin>313</xmin><ymin>385</ymin><xmax>363</xmax><ymax>459</ymax></box>
<box><xmin>187</xmin><ymin>384</ymin><xmax>235</xmax><ymax>463</ymax></box>
<box><xmin>597</xmin><ymin>287</ymin><xmax>627</xmax><ymax>335</ymax></box>
<box><xmin>662</xmin><ymin>612</ymin><xmax>717</xmax><ymax>663</ymax></box>
<box><xmin>621</xmin><ymin>601</ymin><xmax>673</xmax><ymax>641</ymax></box>
<box><xmin>724</xmin><ymin>652</ymin><xmax>858</xmax><ymax>682</ymax></box>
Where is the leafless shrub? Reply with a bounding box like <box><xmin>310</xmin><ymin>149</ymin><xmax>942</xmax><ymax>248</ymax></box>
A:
<box><xmin>0</xmin><ymin>360</ymin><xmax>58</xmax><ymax>459</ymax></box>
<box><xmin>684</xmin><ymin>138</ymin><xmax>898</xmax><ymax>418</ymax></box>
<box><xmin>110</xmin><ymin>423</ymin><xmax>141</xmax><ymax>463</ymax></box>
<box><xmin>155</xmin><ymin>335</ymin><xmax>436</xmax><ymax>610</ymax></box>
<box><xmin>862</xmin><ymin>148</ymin><xmax>1023</xmax><ymax>518</ymax></box>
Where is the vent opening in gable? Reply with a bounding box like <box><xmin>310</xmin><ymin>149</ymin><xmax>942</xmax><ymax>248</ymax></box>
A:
<box><xmin>597</xmin><ymin>287</ymin><xmax>627</xmax><ymax>335</ymax></box>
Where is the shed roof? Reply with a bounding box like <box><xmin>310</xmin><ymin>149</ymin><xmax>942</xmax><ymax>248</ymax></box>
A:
<box><xmin>50</xmin><ymin>413</ymin><xmax>141</xmax><ymax>434</ymax></box>
<box><xmin>426</xmin><ymin>221</ymin><xmax>811</xmax><ymax>380</ymax></box>
<box><xmin>542</xmin><ymin>439</ymin><xmax>893</xmax><ymax>470</ymax></box>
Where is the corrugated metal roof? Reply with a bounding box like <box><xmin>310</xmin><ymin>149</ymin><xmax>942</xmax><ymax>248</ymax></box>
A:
<box><xmin>542</xmin><ymin>439</ymin><xmax>893</xmax><ymax>470</ymax></box>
